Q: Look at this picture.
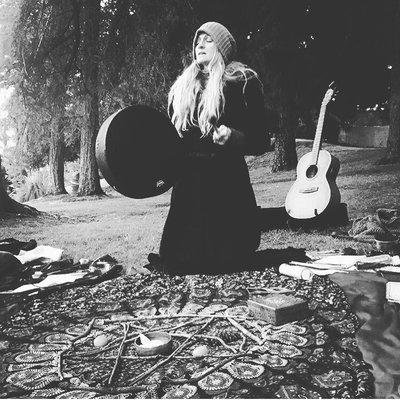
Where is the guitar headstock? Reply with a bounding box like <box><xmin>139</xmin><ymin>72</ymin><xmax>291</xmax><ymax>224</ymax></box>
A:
<box><xmin>322</xmin><ymin>81</ymin><xmax>338</xmax><ymax>106</ymax></box>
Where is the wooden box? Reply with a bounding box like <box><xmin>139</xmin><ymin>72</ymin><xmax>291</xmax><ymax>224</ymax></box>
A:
<box><xmin>248</xmin><ymin>294</ymin><xmax>309</xmax><ymax>325</ymax></box>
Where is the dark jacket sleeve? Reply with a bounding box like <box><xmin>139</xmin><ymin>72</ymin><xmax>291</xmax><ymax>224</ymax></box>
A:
<box><xmin>240</xmin><ymin>76</ymin><xmax>270</xmax><ymax>156</ymax></box>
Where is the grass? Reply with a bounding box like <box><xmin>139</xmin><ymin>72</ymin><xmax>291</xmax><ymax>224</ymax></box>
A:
<box><xmin>1</xmin><ymin>142</ymin><xmax>399</xmax><ymax>274</ymax></box>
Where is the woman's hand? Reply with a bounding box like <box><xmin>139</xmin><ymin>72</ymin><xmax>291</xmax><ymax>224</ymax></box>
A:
<box><xmin>212</xmin><ymin>125</ymin><xmax>231</xmax><ymax>145</ymax></box>
<box><xmin>212</xmin><ymin>125</ymin><xmax>246</xmax><ymax>149</ymax></box>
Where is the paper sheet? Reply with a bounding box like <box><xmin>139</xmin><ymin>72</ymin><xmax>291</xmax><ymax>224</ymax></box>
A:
<box><xmin>282</xmin><ymin>263</ymin><xmax>351</xmax><ymax>279</ymax></box>
<box><xmin>315</xmin><ymin>254</ymin><xmax>400</xmax><ymax>268</ymax></box>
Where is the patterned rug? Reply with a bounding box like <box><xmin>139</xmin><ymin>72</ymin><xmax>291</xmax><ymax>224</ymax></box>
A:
<box><xmin>0</xmin><ymin>269</ymin><xmax>374</xmax><ymax>398</ymax></box>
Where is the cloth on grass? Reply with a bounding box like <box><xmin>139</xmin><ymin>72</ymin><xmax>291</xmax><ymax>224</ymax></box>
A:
<box><xmin>0</xmin><ymin>269</ymin><xmax>374</xmax><ymax>399</ymax></box>
<box><xmin>15</xmin><ymin>245</ymin><xmax>63</xmax><ymax>265</ymax></box>
<box><xmin>349</xmin><ymin>208</ymin><xmax>400</xmax><ymax>240</ymax></box>
<box><xmin>0</xmin><ymin>255</ymin><xmax>122</xmax><ymax>296</ymax></box>
<box><xmin>0</xmin><ymin>255</ymin><xmax>122</xmax><ymax>325</ymax></box>
<box><xmin>0</xmin><ymin>238</ymin><xmax>37</xmax><ymax>256</ymax></box>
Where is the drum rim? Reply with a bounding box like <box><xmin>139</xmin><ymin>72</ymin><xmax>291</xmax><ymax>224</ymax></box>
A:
<box><xmin>95</xmin><ymin>105</ymin><xmax>180</xmax><ymax>199</ymax></box>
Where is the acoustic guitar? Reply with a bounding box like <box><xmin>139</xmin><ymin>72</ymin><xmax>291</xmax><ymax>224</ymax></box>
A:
<box><xmin>285</xmin><ymin>84</ymin><xmax>340</xmax><ymax>220</ymax></box>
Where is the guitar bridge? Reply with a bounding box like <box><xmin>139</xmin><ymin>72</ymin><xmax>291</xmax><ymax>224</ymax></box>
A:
<box><xmin>299</xmin><ymin>187</ymin><xmax>319</xmax><ymax>194</ymax></box>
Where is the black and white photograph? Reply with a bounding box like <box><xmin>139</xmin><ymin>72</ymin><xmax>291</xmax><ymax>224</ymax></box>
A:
<box><xmin>0</xmin><ymin>0</ymin><xmax>399</xmax><ymax>398</ymax></box>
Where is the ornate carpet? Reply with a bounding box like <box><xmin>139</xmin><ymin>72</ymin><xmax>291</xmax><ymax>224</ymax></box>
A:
<box><xmin>0</xmin><ymin>269</ymin><xmax>374</xmax><ymax>398</ymax></box>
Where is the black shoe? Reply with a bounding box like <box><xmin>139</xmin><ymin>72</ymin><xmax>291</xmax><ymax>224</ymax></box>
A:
<box><xmin>147</xmin><ymin>253</ymin><xmax>161</xmax><ymax>264</ymax></box>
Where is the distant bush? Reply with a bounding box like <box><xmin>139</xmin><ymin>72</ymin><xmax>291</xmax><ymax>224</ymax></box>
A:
<box><xmin>14</xmin><ymin>167</ymin><xmax>52</xmax><ymax>202</ymax></box>
<box><xmin>349</xmin><ymin>110</ymin><xmax>388</xmax><ymax>127</ymax></box>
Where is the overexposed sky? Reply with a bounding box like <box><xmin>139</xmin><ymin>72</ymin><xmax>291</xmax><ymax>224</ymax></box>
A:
<box><xmin>0</xmin><ymin>85</ymin><xmax>14</xmax><ymax>118</ymax></box>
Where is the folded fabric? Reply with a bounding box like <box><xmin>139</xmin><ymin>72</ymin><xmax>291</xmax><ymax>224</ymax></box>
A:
<box><xmin>15</xmin><ymin>245</ymin><xmax>63</xmax><ymax>264</ymax></box>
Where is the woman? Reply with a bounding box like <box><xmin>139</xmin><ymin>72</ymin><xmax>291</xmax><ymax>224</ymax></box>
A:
<box><xmin>158</xmin><ymin>21</ymin><xmax>269</xmax><ymax>274</ymax></box>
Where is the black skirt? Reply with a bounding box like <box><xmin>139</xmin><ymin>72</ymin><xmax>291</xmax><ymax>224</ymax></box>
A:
<box><xmin>159</xmin><ymin>149</ymin><xmax>260</xmax><ymax>274</ymax></box>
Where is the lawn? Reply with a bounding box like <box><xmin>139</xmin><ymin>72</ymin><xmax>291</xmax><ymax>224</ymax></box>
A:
<box><xmin>1</xmin><ymin>142</ymin><xmax>399</xmax><ymax>274</ymax></box>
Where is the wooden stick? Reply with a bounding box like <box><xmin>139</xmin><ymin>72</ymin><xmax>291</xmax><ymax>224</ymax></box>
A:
<box><xmin>74</xmin><ymin>328</ymin><xmax>143</xmax><ymax>358</ymax></box>
<box><xmin>289</xmin><ymin>260</ymin><xmax>351</xmax><ymax>270</ymax></box>
<box><xmin>124</xmin><ymin>318</ymin><xmax>205</xmax><ymax>345</ymax></box>
<box><xmin>239</xmin><ymin>335</ymin><xmax>246</xmax><ymax>352</ymax></box>
<box><xmin>74</xmin><ymin>315</ymin><xmax>248</xmax><ymax>358</ymax></box>
<box><xmin>98</xmin><ymin>354</ymin><xmax>238</xmax><ymax>360</ymax></box>
<box><xmin>170</xmin><ymin>333</ymin><xmax>236</xmax><ymax>353</ymax></box>
<box><xmin>65</xmin><ymin>385</ymin><xmax>150</xmax><ymax>395</ymax></box>
<box><xmin>107</xmin><ymin>323</ymin><xmax>129</xmax><ymax>386</ymax></box>
<box><xmin>74</xmin><ymin>321</ymin><xmax>159</xmax><ymax>358</ymax></box>
<box><xmin>164</xmin><ymin>317</ymin><xmax>205</xmax><ymax>332</ymax></box>
<box><xmin>58</xmin><ymin>318</ymin><xmax>96</xmax><ymax>380</ymax></box>
<box><xmin>227</xmin><ymin>317</ymin><xmax>263</xmax><ymax>345</ymax></box>
<box><xmin>66</xmin><ymin>353</ymin><xmax>255</xmax><ymax>394</ymax></box>
<box><xmin>165</xmin><ymin>352</ymin><xmax>256</xmax><ymax>385</ymax></box>
<box><xmin>106</xmin><ymin>314</ymin><xmax>246</xmax><ymax>323</ymax></box>
<box><xmin>331</xmin><ymin>233</ymin><xmax>375</xmax><ymax>243</ymax></box>
<box><xmin>129</xmin><ymin>317</ymin><xmax>215</xmax><ymax>386</ymax></box>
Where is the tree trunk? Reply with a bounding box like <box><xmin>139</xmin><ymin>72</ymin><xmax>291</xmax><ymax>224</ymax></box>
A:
<box><xmin>382</xmin><ymin>1</ymin><xmax>400</xmax><ymax>164</ymax></box>
<box><xmin>0</xmin><ymin>156</ymin><xmax>39</xmax><ymax>216</ymax></box>
<box><xmin>104</xmin><ymin>0</ymin><xmax>130</xmax><ymax>87</ymax></box>
<box><xmin>78</xmin><ymin>0</ymin><xmax>103</xmax><ymax>196</ymax></box>
<box><xmin>272</xmin><ymin>108</ymin><xmax>298</xmax><ymax>172</ymax></box>
<box><xmin>49</xmin><ymin>113</ymin><xmax>67</xmax><ymax>195</ymax></box>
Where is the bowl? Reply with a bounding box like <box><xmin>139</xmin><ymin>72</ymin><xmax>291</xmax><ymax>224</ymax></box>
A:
<box><xmin>134</xmin><ymin>331</ymin><xmax>172</xmax><ymax>356</ymax></box>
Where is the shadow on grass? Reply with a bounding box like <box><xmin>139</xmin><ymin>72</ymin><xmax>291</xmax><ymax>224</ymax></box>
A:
<box><xmin>145</xmin><ymin>247</ymin><xmax>309</xmax><ymax>275</ymax></box>
<box><xmin>249</xmin><ymin>247</ymin><xmax>309</xmax><ymax>269</ymax></box>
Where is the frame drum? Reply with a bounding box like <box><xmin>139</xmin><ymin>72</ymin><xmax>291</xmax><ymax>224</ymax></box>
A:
<box><xmin>96</xmin><ymin>105</ymin><xmax>182</xmax><ymax>198</ymax></box>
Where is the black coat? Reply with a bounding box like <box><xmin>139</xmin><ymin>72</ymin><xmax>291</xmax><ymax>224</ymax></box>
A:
<box><xmin>159</xmin><ymin>75</ymin><xmax>269</xmax><ymax>274</ymax></box>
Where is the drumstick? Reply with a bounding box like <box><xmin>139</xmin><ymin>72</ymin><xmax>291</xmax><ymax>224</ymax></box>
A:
<box><xmin>331</xmin><ymin>232</ymin><xmax>375</xmax><ymax>243</ymax></box>
<box><xmin>209</xmin><ymin>116</ymin><xmax>218</xmax><ymax>139</ymax></box>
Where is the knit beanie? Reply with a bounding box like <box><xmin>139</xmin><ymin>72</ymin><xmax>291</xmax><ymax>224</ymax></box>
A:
<box><xmin>193</xmin><ymin>21</ymin><xmax>237</xmax><ymax>64</ymax></box>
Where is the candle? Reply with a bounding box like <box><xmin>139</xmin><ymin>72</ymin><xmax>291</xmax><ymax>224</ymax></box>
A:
<box><xmin>138</xmin><ymin>333</ymin><xmax>164</xmax><ymax>348</ymax></box>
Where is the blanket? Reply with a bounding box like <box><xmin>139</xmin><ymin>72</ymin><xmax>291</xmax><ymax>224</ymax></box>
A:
<box><xmin>0</xmin><ymin>269</ymin><xmax>374</xmax><ymax>399</ymax></box>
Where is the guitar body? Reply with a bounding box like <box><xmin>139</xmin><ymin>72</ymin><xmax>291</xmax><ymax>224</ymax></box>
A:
<box><xmin>285</xmin><ymin>149</ymin><xmax>341</xmax><ymax>219</ymax></box>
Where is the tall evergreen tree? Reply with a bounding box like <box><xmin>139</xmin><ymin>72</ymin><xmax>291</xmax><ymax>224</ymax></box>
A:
<box><xmin>12</xmin><ymin>0</ymin><xmax>81</xmax><ymax>194</ymax></box>
<box><xmin>383</xmin><ymin>0</ymin><xmax>400</xmax><ymax>163</ymax></box>
<box><xmin>0</xmin><ymin>0</ymin><xmax>38</xmax><ymax>214</ymax></box>
<box><xmin>78</xmin><ymin>0</ymin><xmax>103</xmax><ymax>196</ymax></box>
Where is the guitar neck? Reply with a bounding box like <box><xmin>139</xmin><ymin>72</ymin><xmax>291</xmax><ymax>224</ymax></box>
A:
<box><xmin>311</xmin><ymin>104</ymin><xmax>328</xmax><ymax>165</ymax></box>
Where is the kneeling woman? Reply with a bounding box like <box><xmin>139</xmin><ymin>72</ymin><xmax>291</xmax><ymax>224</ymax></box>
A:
<box><xmin>159</xmin><ymin>21</ymin><xmax>269</xmax><ymax>274</ymax></box>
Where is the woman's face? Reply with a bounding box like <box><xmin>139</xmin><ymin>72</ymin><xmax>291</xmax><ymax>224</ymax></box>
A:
<box><xmin>195</xmin><ymin>33</ymin><xmax>217</xmax><ymax>67</ymax></box>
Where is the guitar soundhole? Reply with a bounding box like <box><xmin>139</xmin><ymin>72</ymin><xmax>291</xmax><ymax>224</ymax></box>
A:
<box><xmin>306</xmin><ymin>165</ymin><xmax>318</xmax><ymax>178</ymax></box>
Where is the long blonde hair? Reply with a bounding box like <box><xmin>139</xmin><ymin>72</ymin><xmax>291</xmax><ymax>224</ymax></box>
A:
<box><xmin>168</xmin><ymin>51</ymin><xmax>258</xmax><ymax>137</ymax></box>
